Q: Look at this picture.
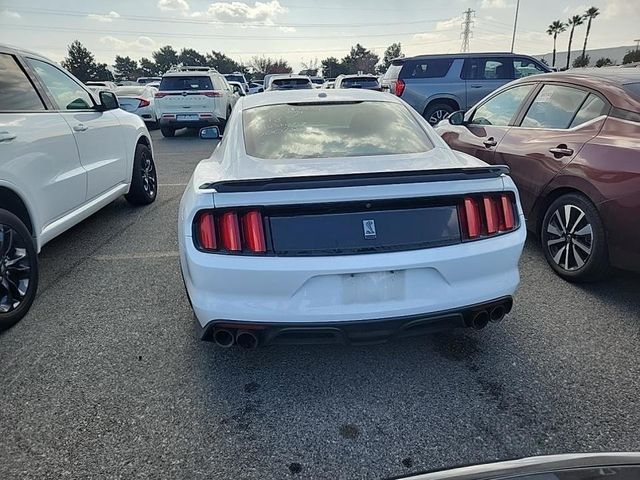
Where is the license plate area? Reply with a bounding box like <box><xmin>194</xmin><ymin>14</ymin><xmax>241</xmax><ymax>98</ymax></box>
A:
<box><xmin>177</xmin><ymin>114</ymin><xmax>199</xmax><ymax>121</ymax></box>
<box><xmin>342</xmin><ymin>271</ymin><xmax>404</xmax><ymax>304</ymax></box>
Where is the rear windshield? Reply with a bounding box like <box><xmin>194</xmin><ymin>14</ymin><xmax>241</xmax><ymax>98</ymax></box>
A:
<box><xmin>271</xmin><ymin>78</ymin><xmax>313</xmax><ymax>89</ymax></box>
<box><xmin>340</xmin><ymin>77</ymin><xmax>380</xmax><ymax>89</ymax></box>
<box><xmin>159</xmin><ymin>76</ymin><xmax>213</xmax><ymax>91</ymax></box>
<box><xmin>243</xmin><ymin>101</ymin><xmax>433</xmax><ymax>159</ymax></box>
<box><xmin>383</xmin><ymin>64</ymin><xmax>403</xmax><ymax>81</ymax></box>
<box><xmin>400</xmin><ymin>58</ymin><xmax>454</xmax><ymax>79</ymax></box>
<box><xmin>623</xmin><ymin>82</ymin><xmax>640</xmax><ymax>103</ymax></box>
<box><xmin>310</xmin><ymin>78</ymin><xmax>324</xmax><ymax>84</ymax></box>
<box><xmin>225</xmin><ymin>75</ymin><xmax>245</xmax><ymax>83</ymax></box>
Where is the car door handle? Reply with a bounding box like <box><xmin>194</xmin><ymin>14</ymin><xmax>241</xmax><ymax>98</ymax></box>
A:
<box><xmin>73</xmin><ymin>123</ymin><xmax>88</xmax><ymax>132</ymax></box>
<box><xmin>549</xmin><ymin>146</ymin><xmax>574</xmax><ymax>157</ymax></box>
<box><xmin>470</xmin><ymin>84</ymin><xmax>483</xmax><ymax>88</ymax></box>
<box><xmin>0</xmin><ymin>132</ymin><xmax>17</xmax><ymax>142</ymax></box>
<box><xmin>483</xmin><ymin>138</ymin><xmax>498</xmax><ymax>148</ymax></box>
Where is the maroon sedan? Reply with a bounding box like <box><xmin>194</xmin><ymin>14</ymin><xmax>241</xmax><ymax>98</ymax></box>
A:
<box><xmin>435</xmin><ymin>69</ymin><xmax>640</xmax><ymax>281</ymax></box>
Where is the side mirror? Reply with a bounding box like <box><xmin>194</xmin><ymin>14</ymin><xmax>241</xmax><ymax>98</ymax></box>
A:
<box><xmin>98</xmin><ymin>91</ymin><xmax>119</xmax><ymax>111</ymax></box>
<box><xmin>199</xmin><ymin>126</ymin><xmax>221</xmax><ymax>140</ymax></box>
<box><xmin>447</xmin><ymin>110</ymin><xmax>466</xmax><ymax>126</ymax></box>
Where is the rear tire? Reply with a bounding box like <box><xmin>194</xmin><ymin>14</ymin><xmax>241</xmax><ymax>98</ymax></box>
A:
<box><xmin>125</xmin><ymin>144</ymin><xmax>158</xmax><ymax>206</ymax></box>
<box><xmin>160</xmin><ymin>127</ymin><xmax>175</xmax><ymax>138</ymax></box>
<box><xmin>423</xmin><ymin>103</ymin><xmax>455</xmax><ymax>125</ymax></box>
<box><xmin>0</xmin><ymin>209</ymin><xmax>39</xmax><ymax>332</ymax></box>
<box><xmin>541</xmin><ymin>193</ymin><xmax>609</xmax><ymax>282</ymax></box>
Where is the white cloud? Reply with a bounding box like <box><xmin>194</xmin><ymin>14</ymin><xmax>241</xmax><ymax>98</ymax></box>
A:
<box><xmin>1</xmin><ymin>9</ymin><xmax>21</xmax><ymax>19</ymax></box>
<box><xmin>278</xmin><ymin>26</ymin><xmax>296</xmax><ymax>33</ymax></box>
<box><xmin>158</xmin><ymin>0</ymin><xmax>190</xmax><ymax>12</ymax></box>
<box><xmin>413</xmin><ymin>32</ymin><xmax>447</xmax><ymax>41</ymax></box>
<box><xmin>195</xmin><ymin>1</ymin><xmax>287</xmax><ymax>25</ymax></box>
<box><xmin>435</xmin><ymin>16</ymin><xmax>462</xmax><ymax>31</ymax></box>
<box><xmin>87</xmin><ymin>11</ymin><xmax>120</xmax><ymax>22</ymax></box>
<box><xmin>481</xmin><ymin>0</ymin><xmax>508</xmax><ymax>8</ymax></box>
<box><xmin>100</xmin><ymin>36</ymin><xmax>157</xmax><ymax>51</ymax></box>
<box><xmin>603</xmin><ymin>0</ymin><xmax>640</xmax><ymax>19</ymax></box>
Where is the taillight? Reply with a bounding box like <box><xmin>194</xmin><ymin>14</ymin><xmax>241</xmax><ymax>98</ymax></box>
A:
<box><xmin>195</xmin><ymin>210</ymin><xmax>267</xmax><ymax>254</ymax></box>
<box><xmin>394</xmin><ymin>79</ymin><xmax>405</xmax><ymax>97</ymax></box>
<box><xmin>138</xmin><ymin>98</ymin><xmax>150</xmax><ymax>108</ymax></box>
<box><xmin>459</xmin><ymin>194</ymin><xmax>517</xmax><ymax>240</ymax></box>
<box><xmin>203</xmin><ymin>91</ymin><xmax>222</xmax><ymax>97</ymax></box>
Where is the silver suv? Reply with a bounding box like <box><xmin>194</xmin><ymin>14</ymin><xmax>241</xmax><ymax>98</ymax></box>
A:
<box><xmin>381</xmin><ymin>52</ymin><xmax>550</xmax><ymax>124</ymax></box>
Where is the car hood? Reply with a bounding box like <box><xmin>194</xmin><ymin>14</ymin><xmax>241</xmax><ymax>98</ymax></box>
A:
<box><xmin>192</xmin><ymin>145</ymin><xmax>489</xmax><ymax>187</ymax></box>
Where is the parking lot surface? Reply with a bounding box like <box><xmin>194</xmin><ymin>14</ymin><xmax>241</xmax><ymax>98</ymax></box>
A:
<box><xmin>1</xmin><ymin>128</ymin><xmax>639</xmax><ymax>480</ymax></box>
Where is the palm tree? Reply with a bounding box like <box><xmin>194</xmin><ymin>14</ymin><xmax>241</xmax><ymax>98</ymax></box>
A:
<box><xmin>546</xmin><ymin>20</ymin><xmax>567</xmax><ymax>68</ymax></box>
<box><xmin>565</xmin><ymin>15</ymin><xmax>584</xmax><ymax>70</ymax></box>
<box><xmin>581</xmin><ymin>7</ymin><xmax>600</xmax><ymax>59</ymax></box>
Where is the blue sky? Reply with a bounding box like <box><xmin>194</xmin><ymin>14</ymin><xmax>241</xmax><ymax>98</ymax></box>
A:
<box><xmin>0</xmin><ymin>0</ymin><xmax>638</xmax><ymax>70</ymax></box>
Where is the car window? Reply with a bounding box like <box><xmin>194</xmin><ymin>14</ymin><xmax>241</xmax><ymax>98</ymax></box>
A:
<box><xmin>340</xmin><ymin>77</ymin><xmax>380</xmax><ymax>88</ymax></box>
<box><xmin>383</xmin><ymin>63</ymin><xmax>403</xmax><ymax>81</ymax></box>
<box><xmin>159</xmin><ymin>75</ymin><xmax>213</xmax><ymax>91</ymax></box>
<box><xmin>521</xmin><ymin>85</ymin><xmax>588</xmax><ymax>129</ymax></box>
<box><xmin>26</xmin><ymin>58</ymin><xmax>93</xmax><ymax>110</ymax></box>
<box><xmin>569</xmin><ymin>94</ymin><xmax>608</xmax><ymax>128</ymax></box>
<box><xmin>513</xmin><ymin>58</ymin><xmax>548</xmax><ymax>78</ymax></box>
<box><xmin>0</xmin><ymin>53</ymin><xmax>45</xmax><ymax>111</ymax></box>
<box><xmin>622</xmin><ymin>82</ymin><xmax>640</xmax><ymax>102</ymax></box>
<box><xmin>224</xmin><ymin>75</ymin><xmax>245</xmax><ymax>83</ymax></box>
<box><xmin>462</xmin><ymin>57</ymin><xmax>513</xmax><ymax>80</ymax></box>
<box><xmin>243</xmin><ymin>101</ymin><xmax>433</xmax><ymax>159</ymax></box>
<box><xmin>400</xmin><ymin>58</ymin><xmax>454</xmax><ymax>79</ymax></box>
<box><xmin>470</xmin><ymin>84</ymin><xmax>534</xmax><ymax>126</ymax></box>
<box><xmin>270</xmin><ymin>78</ymin><xmax>313</xmax><ymax>89</ymax></box>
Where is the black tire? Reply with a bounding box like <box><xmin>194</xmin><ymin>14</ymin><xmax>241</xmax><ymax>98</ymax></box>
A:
<box><xmin>0</xmin><ymin>209</ymin><xmax>39</xmax><ymax>332</ymax></box>
<box><xmin>125</xmin><ymin>143</ymin><xmax>158</xmax><ymax>205</ymax></box>
<box><xmin>423</xmin><ymin>103</ymin><xmax>455</xmax><ymax>125</ymax></box>
<box><xmin>160</xmin><ymin>127</ymin><xmax>175</xmax><ymax>137</ymax></box>
<box><xmin>541</xmin><ymin>193</ymin><xmax>609</xmax><ymax>282</ymax></box>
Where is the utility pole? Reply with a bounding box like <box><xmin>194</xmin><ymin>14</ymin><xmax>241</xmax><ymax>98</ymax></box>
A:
<box><xmin>510</xmin><ymin>0</ymin><xmax>520</xmax><ymax>53</ymax></box>
<box><xmin>460</xmin><ymin>9</ymin><xmax>475</xmax><ymax>53</ymax></box>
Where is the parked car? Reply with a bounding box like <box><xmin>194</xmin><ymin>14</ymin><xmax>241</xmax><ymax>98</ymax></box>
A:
<box><xmin>435</xmin><ymin>69</ymin><xmax>640</xmax><ymax>281</ymax></box>
<box><xmin>0</xmin><ymin>45</ymin><xmax>157</xmax><ymax>330</ymax></box>
<box><xmin>145</xmin><ymin>81</ymin><xmax>160</xmax><ymax>89</ymax></box>
<box><xmin>382</xmin><ymin>52</ymin><xmax>551</xmax><ymax>124</ymax></box>
<box><xmin>178</xmin><ymin>89</ymin><xmax>526</xmax><ymax>348</ymax></box>
<box><xmin>323</xmin><ymin>80</ymin><xmax>335</xmax><ymax>89</ymax></box>
<box><xmin>223</xmin><ymin>72</ymin><xmax>249</xmax><ymax>94</ymax></box>
<box><xmin>154</xmin><ymin>66</ymin><xmax>236</xmax><ymax>137</ymax></box>
<box><xmin>309</xmin><ymin>76</ymin><xmax>324</xmax><ymax>89</ymax></box>
<box><xmin>265</xmin><ymin>74</ymin><xmax>313</xmax><ymax>91</ymax></box>
<box><xmin>226</xmin><ymin>81</ymin><xmax>246</xmax><ymax>100</ymax></box>
<box><xmin>334</xmin><ymin>74</ymin><xmax>382</xmax><ymax>91</ymax></box>
<box><xmin>85</xmin><ymin>80</ymin><xmax>118</xmax><ymax>92</ymax></box>
<box><xmin>136</xmin><ymin>76</ymin><xmax>162</xmax><ymax>85</ymax></box>
<box><xmin>115</xmin><ymin>85</ymin><xmax>159</xmax><ymax>127</ymax></box>
<box><xmin>248</xmin><ymin>81</ymin><xmax>264</xmax><ymax>94</ymax></box>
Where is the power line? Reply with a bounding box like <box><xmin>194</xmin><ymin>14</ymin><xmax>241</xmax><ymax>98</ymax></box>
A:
<box><xmin>460</xmin><ymin>9</ymin><xmax>475</xmax><ymax>53</ymax></box>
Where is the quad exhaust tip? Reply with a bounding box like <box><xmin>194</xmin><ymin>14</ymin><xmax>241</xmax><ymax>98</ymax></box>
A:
<box><xmin>213</xmin><ymin>328</ymin><xmax>235</xmax><ymax>348</ymax></box>
<box><xmin>471</xmin><ymin>311</ymin><xmax>490</xmax><ymax>330</ymax></box>
<box><xmin>490</xmin><ymin>305</ymin><xmax>506</xmax><ymax>323</ymax></box>
<box><xmin>236</xmin><ymin>330</ymin><xmax>259</xmax><ymax>350</ymax></box>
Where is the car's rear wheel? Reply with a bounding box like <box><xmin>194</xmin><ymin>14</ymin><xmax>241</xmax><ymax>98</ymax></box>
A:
<box><xmin>0</xmin><ymin>209</ymin><xmax>38</xmax><ymax>332</ymax></box>
<box><xmin>125</xmin><ymin>144</ymin><xmax>158</xmax><ymax>205</ymax></box>
<box><xmin>160</xmin><ymin>127</ymin><xmax>175</xmax><ymax>137</ymax></box>
<box><xmin>423</xmin><ymin>103</ymin><xmax>455</xmax><ymax>125</ymax></box>
<box><xmin>541</xmin><ymin>193</ymin><xmax>609</xmax><ymax>282</ymax></box>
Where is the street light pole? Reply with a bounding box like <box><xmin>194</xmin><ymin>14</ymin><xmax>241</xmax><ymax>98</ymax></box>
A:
<box><xmin>511</xmin><ymin>0</ymin><xmax>520</xmax><ymax>53</ymax></box>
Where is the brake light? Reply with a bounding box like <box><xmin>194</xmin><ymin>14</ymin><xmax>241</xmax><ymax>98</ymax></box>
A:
<box><xmin>138</xmin><ymin>98</ymin><xmax>150</xmax><ymax>108</ymax></box>
<box><xmin>460</xmin><ymin>194</ymin><xmax>517</xmax><ymax>240</ymax></box>
<box><xmin>219</xmin><ymin>212</ymin><xmax>241</xmax><ymax>251</ymax></box>
<box><xmin>203</xmin><ymin>91</ymin><xmax>222</xmax><ymax>97</ymax></box>
<box><xmin>394</xmin><ymin>79</ymin><xmax>405</xmax><ymax>97</ymax></box>
<box><xmin>197</xmin><ymin>212</ymin><xmax>217</xmax><ymax>250</ymax></box>
<box><xmin>242</xmin><ymin>211</ymin><xmax>266</xmax><ymax>253</ymax></box>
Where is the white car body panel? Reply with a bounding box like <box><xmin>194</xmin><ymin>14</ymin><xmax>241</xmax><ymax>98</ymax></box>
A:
<box><xmin>178</xmin><ymin>89</ymin><xmax>525</xmax><ymax>335</ymax></box>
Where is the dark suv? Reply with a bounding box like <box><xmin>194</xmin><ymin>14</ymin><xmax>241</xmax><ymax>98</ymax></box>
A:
<box><xmin>382</xmin><ymin>53</ymin><xmax>550</xmax><ymax>124</ymax></box>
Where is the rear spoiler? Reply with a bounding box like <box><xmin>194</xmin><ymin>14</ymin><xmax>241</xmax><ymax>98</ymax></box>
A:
<box><xmin>199</xmin><ymin>166</ymin><xmax>510</xmax><ymax>193</ymax></box>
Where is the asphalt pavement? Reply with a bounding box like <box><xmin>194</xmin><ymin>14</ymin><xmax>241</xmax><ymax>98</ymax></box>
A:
<box><xmin>1</xmin><ymin>128</ymin><xmax>639</xmax><ymax>480</ymax></box>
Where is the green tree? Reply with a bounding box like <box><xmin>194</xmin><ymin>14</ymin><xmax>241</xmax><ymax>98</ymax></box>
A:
<box><xmin>581</xmin><ymin>7</ymin><xmax>600</xmax><ymax>59</ymax></box>
<box><xmin>320</xmin><ymin>56</ymin><xmax>346</xmax><ymax>78</ymax></box>
<box><xmin>178</xmin><ymin>48</ymin><xmax>207</xmax><ymax>66</ymax></box>
<box><xmin>249</xmin><ymin>56</ymin><xmax>292</xmax><ymax>79</ymax></box>
<box><xmin>152</xmin><ymin>45</ymin><xmax>178</xmax><ymax>74</ymax></box>
<box><xmin>565</xmin><ymin>15</ymin><xmax>584</xmax><ymax>70</ymax></box>
<box><xmin>595</xmin><ymin>57</ymin><xmax>613</xmax><ymax>67</ymax></box>
<box><xmin>622</xmin><ymin>49</ymin><xmax>640</xmax><ymax>64</ymax></box>
<box><xmin>341</xmin><ymin>44</ymin><xmax>379</xmax><ymax>74</ymax></box>
<box><xmin>377</xmin><ymin>42</ymin><xmax>402</xmax><ymax>74</ymax></box>
<box><xmin>546</xmin><ymin>20</ymin><xmax>566</xmax><ymax>68</ymax></box>
<box><xmin>61</xmin><ymin>40</ymin><xmax>100</xmax><ymax>82</ymax></box>
<box><xmin>572</xmin><ymin>54</ymin><xmax>590</xmax><ymax>68</ymax></box>
<box><xmin>114</xmin><ymin>55</ymin><xmax>138</xmax><ymax>81</ymax></box>
<box><xmin>94</xmin><ymin>63</ymin><xmax>114</xmax><ymax>81</ymax></box>
<box><xmin>138</xmin><ymin>57</ymin><xmax>159</xmax><ymax>76</ymax></box>
<box><xmin>206</xmin><ymin>51</ymin><xmax>243</xmax><ymax>73</ymax></box>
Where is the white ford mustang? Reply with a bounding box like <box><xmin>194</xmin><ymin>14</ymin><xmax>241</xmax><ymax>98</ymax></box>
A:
<box><xmin>178</xmin><ymin>89</ymin><xmax>526</xmax><ymax>349</ymax></box>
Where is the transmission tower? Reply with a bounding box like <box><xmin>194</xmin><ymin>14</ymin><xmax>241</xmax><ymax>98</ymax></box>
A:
<box><xmin>460</xmin><ymin>9</ymin><xmax>475</xmax><ymax>53</ymax></box>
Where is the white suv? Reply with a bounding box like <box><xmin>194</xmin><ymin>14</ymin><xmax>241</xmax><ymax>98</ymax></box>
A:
<box><xmin>154</xmin><ymin>66</ymin><xmax>236</xmax><ymax>137</ymax></box>
<box><xmin>0</xmin><ymin>45</ymin><xmax>157</xmax><ymax>330</ymax></box>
